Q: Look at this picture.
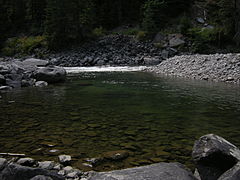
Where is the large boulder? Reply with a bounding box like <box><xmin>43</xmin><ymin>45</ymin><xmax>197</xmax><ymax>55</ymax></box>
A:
<box><xmin>0</xmin><ymin>163</ymin><xmax>64</xmax><ymax>180</ymax></box>
<box><xmin>89</xmin><ymin>162</ymin><xmax>197</xmax><ymax>180</ymax></box>
<box><xmin>33</xmin><ymin>66</ymin><xmax>66</xmax><ymax>83</ymax></box>
<box><xmin>168</xmin><ymin>34</ymin><xmax>185</xmax><ymax>48</ymax></box>
<box><xmin>192</xmin><ymin>134</ymin><xmax>240</xmax><ymax>180</ymax></box>
<box><xmin>218</xmin><ymin>162</ymin><xmax>240</xmax><ymax>180</ymax></box>
<box><xmin>22</xmin><ymin>58</ymin><xmax>49</xmax><ymax>67</ymax></box>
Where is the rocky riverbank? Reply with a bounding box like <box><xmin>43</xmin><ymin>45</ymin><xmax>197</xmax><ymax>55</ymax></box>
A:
<box><xmin>0</xmin><ymin>58</ymin><xmax>66</xmax><ymax>92</ymax></box>
<box><xmin>44</xmin><ymin>34</ymin><xmax>183</xmax><ymax>67</ymax></box>
<box><xmin>148</xmin><ymin>53</ymin><xmax>240</xmax><ymax>84</ymax></box>
<box><xmin>1</xmin><ymin>134</ymin><xmax>240</xmax><ymax>180</ymax></box>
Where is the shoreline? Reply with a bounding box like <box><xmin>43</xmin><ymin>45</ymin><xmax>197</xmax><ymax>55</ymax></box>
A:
<box><xmin>147</xmin><ymin>53</ymin><xmax>240</xmax><ymax>84</ymax></box>
<box><xmin>1</xmin><ymin>134</ymin><xmax>240</xmax><ymax>179</ymax></box>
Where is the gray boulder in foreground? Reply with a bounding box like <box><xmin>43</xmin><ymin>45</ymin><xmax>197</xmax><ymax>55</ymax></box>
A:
<box><xmin>33</xmin><ymin>66</ymin><xmax>66</xmax><ymax>83</ymax></box>
<box><xmin>0</xmin><ymin>163</ymin><xmax>64</xmax><ymax>180</ymax></box>
<box><xmin>89</xmin><ymin>162</ymin><xmax>197</xmax><ymax>180</ymax></box>
<box><xmin>192</xmin><ymin>134</ymin><xmax>240</xmax><ymax>180</ymax></box>
<box><xmin>218</xmin><ymin>162</ymin><xmax>240</xmax><ymax>180</ymax></box>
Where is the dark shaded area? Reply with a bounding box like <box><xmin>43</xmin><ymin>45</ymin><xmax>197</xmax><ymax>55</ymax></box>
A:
<box><xmin>197</xmin><ymin>152</ymin><xmax>238</xmax><ymax>180</ymax></box>
<box><xmin>1</xmin><ymin>0</ymin><xmax>238</xmax><ymax>51</ymax></box>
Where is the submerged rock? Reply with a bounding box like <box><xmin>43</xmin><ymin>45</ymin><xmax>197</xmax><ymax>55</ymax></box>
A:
<box><xmin>84</xmin><ymin>157</ymin><xmax>104</xmax><ymax>167</ymax></box>
<box><xmin>192</xmin><ymin>134</ymin><xmax>240</xmax><ymax>180</ymax></box>
<box><xmin>89</xmin><ymin>162</ymin><xmax>197</xmax><ymax>180</ymax></box>
<box><xmin>102</xmin><ymin>150</ymin><xmax>129</xmax><ymax>161</ymax></box>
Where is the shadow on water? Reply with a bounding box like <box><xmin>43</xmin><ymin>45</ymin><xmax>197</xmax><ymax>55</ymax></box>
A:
<box><xmin>0</xmin><ymin>71</ymin><xmax>239</xmax><ymax>171</ymax></box>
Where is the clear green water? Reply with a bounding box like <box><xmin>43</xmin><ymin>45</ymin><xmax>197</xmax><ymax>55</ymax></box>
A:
<box><xmin>0</xmin><ymin>72</ymin><xmax>240</xmax><ymax>171</ymax></box>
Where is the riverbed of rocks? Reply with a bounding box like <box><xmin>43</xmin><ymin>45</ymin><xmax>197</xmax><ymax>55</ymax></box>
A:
<box><xmin>46</xmin><ymin>34</ymin><xmax>182</xmax><ymax>67</ymax></box>
<box><xmin>1</xmin><ymin>134</ymin><xmax>240</xmax><ymax>180</ymax></box>
<box><xmin>148</xmin><ymin>53</ymin><xmax>240</xmax><ymax>84</ymax></box>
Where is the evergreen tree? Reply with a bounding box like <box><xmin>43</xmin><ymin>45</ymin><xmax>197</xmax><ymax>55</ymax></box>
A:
<box><xmin>25</xmin><ymin>0</ymin><xmax>46</xmax><ymax>34</ymax></box>
<box><xmin>45</xmin><ymin>0</ymin><xmax>95</xmax><ymax>49</ymax></box>
<box><xmin>142</xmin><ymin>0</ymin><xmax>167</xmax><ymax>33</ymax></box>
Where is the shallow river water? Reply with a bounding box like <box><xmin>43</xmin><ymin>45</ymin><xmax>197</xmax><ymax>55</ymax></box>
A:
<box><xmin>0</xmin><ymin>70</ymin><xmax>240</xmax><ymax>171</ymax></box>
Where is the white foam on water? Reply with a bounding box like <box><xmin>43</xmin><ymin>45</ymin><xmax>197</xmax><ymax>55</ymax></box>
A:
<box><xmin>64</xmin><ymin>66</ymin><xmax>147</xmax><ymax>73</ymax></box>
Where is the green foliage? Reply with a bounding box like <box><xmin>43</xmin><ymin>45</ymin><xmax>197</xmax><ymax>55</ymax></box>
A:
<box><xmin>188</xmin><ymin>27</ymin><xmax>221</xmax><ymax>53</ymax></box>
<box><xmin>92</xmin><ymin>27</ymin><xmax>106</xmax><ymax>37</ymax></box>
<box><xmin>122</xmin><ymin>28</ymin><xmax>140</xmax><ymax>36</ymax></box>
<box><xmin>45</xmin><ymin>0</ymin><xmax>95</xmax><ymax>49</ymax></box>
<box><xmin>0</xmin><ymin>0</ymin><xmax>237</xmax><ymax>51</ymax></box>
<box><xmin>179</xmin><ymin>15</ymin><xmax>192</xmax><ymax>35</ymax></box>
<box><xmin>153</xmin><ymin>43</ymin><xmax>164</xmax><ymax>48</ymax></box>
<box><xmin>136</xmin><ymin>31</ymin><xmax>148</xmax><ymax>41</ymax></box>
<box><xmin>142</xmin><ymin>0</ymin><xmax>167</xmax><ymax>34</ymax></box>
<box><xmin>2</xmin><ymin>36</ymin><xmax>47</xmax><ymax>56</ymax></box>
<box><xmin>111</xmin><ymin>27</ymin><xmax>141</xmax><ymax>36</ymax></box>
<box><xmin>206</xmin><ymin>0</ymin><xmax>235</xmax><ymax>38</ymax></box>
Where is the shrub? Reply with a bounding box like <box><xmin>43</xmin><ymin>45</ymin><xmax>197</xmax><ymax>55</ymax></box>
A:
<box><xmin>142</xmin><ymin>0</ymin><xmax>167</xmax><ymax>34</ymax></box>
<box><xmin>188</xmin><ymin>27</ymin><xmax>221</xmax><ymax>53</ymax></box>
<box><xmin>92</xmin><ymin>27</ymin><xmax>106</xmax><ymax>37</ymax></box>
<box><xmin>179</xmin><ymin>15</ymin><xmax>191</xmax><ymax>35</ymax></box>
<box><xmin>153</xmin><ymin>43</ymin><xmax>163</xmax><ymax>49</ymax></box>
<box><xmin>2</xmin><ymin>36</ymin><xmax>47</xmax><ymax>56</ymax></box>
<box><xmin>122</xmin><ymin>28</ymin><xmax>140</xmax><ymax>36</ymax></box>
<box><xmin>136</xmin><ymin>31</ymin><xmax>148</xmax><ymax>41</ymax></box>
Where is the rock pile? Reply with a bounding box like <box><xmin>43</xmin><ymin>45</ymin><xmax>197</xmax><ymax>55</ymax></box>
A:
<box><xmin>148</xmin><ymin>53</ymin><xmax>240</xmax><ymax>84</ymax></box>
<box><xmin>47</xmin><ymin>35</ymin><xmax>180</xmax><ymax>67</ymax></box>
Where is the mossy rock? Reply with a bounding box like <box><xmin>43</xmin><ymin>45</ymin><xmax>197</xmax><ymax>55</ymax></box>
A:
<box><xmin>102</xmin><ymin>150</ymin><xmax>129</xmax><ymax>161</ymax></box>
